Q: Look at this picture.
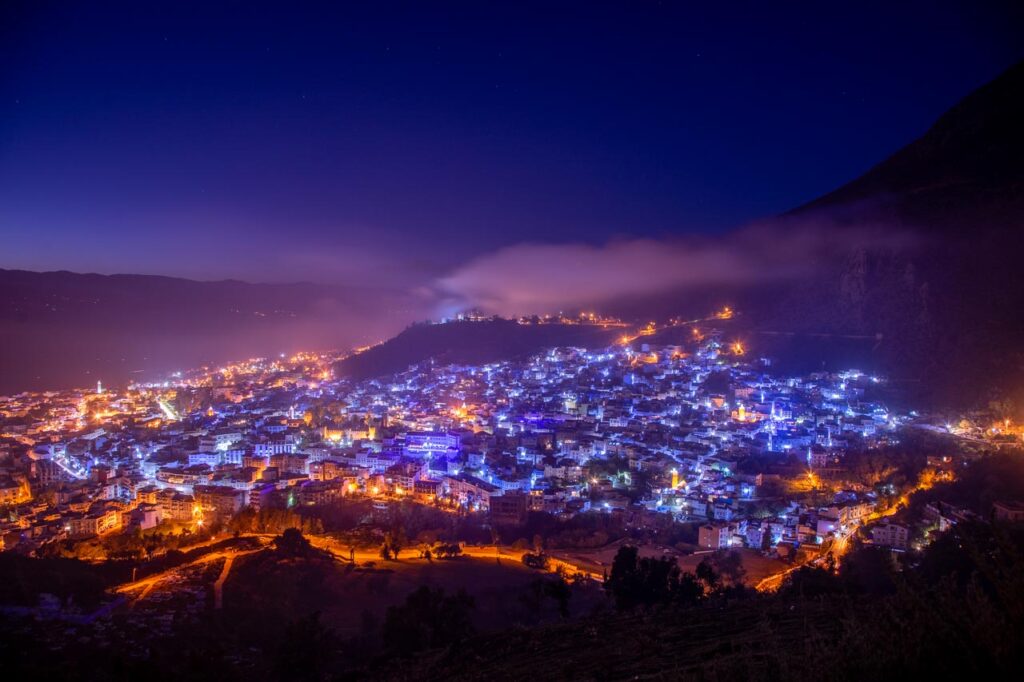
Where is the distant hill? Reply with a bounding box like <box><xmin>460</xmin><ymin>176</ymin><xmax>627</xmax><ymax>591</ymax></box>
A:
<box><xmin>0</xmin><ymin>269</ymin><xmax>399</xmax><ymax>393</ymax></box>
<box><xmin>335</xmin><ymin>320</ymin><xmax>622</xmax><ymax>381</ymax></box>
<box><xmin>0</xmin><ymin>268</ymin><xmax>344</xmax><ymax>328</ymax></box>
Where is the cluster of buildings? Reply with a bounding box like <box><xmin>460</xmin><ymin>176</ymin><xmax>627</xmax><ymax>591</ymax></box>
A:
<box><xmin>0</xmin><ymin>324</ymin><xmax>927</xmax><ymax>559</ymax></box>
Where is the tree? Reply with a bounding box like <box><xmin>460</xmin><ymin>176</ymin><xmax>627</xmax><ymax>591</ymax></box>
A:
<box><xmin>274</xmin><ymin>528</ymin><xmax>313</xmax><ymax>557</ymax></box>
<box><xmin>384</xmin><ymin>524</ymin><xmax>408</xmax><ymax>560</ymax></box>
<box><xmin>676</xmin><ymin>571</ymin><xmax>704</xmax><ymax>606</ymax></box>
<box><xmin>711</xmin><ymin>550</ymin><xmax>747</xmax><ymax>588</ymax></box>
<box><xmin>548</xmin><ymin>573</ymin><xmax>573</xmax><ymax>614</ymax></box>
<box><xmin>778</xmin><ymin>565</ymin><xmax>842</xmax><ymax>597</ymax></box>
<box><xmin>695</xmin><ymin>557</ymin><xmax>719</xmax><ymax>593</ymax></box>
<box><xmin>840</xmin><ymin>542</ymin><xmax>897</xmax><ymax>595</ymax></box>
<box><xmin>605</xmin><ymin>545</ymin><xmax>715</xmax><ymax>610</ymax></box>
<box><xmin>605</xmin><ymin>545</ymin><xmax>640</xmax><ymax>608</ymax></box>
<box><xmin>434</xmin><ymin>542</ymin><xmax>462</xmax><ymax>559</ymax></box>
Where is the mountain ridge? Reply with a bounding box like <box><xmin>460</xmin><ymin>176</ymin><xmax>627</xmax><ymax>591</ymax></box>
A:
<box><xmin>790</xmin><ymin>60</ymin><xmax>1024</xmax><ymax>232</ymax></box>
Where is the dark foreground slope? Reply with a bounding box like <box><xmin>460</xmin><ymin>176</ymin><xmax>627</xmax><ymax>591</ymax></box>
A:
<box><xmin>378</xmin><ymin>598</ymin><xmax>840</xmax><ymax>681</ymax></box>
<box><xmin>373</xmin><ymin>522</ymin><xmax>1024</xmax><ymax>681</ymax></box>
<box><xmin>335</xmin><ymin>320</ymin><xmax>622</xmax><ymax>381</ymax></box>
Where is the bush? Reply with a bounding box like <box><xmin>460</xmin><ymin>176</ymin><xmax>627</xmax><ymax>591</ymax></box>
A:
<box><xmin>522</xmin><ymin>552</ymin><xmax>549</xmax><ymax>570</ymax></box>
<box><xmin>433</xmin><ymin>543</ymin><xmax>462</xmax><ymax>559</ymax></box>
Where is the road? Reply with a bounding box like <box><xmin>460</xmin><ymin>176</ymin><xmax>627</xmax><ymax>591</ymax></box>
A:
<box><xmin>755</xmin><ymin>480</ymin><xmax>926</xmax><ymax>593</ymax></box>
<box><xmin>117</xmin><ymin>546</ymin><xmax>261</xmax><ymax>608</ymax></box>
<box><xmin>616</xmin><ymin>310</ymin><xmax>736</xmax><ymax>347</ymax></box>
<box><xmin>113</xmin><ymin>530</ymin><xmax>609</xmax><ymax>616</ymax></box>
<box><xmin>213</xmin><ymin>554</ymin><xmax>236</xmax><ymax>609</ymax></box>
<box><xmin>306</xmin><ymin>535</ymin><xmax>604</xmax><ymax>581</ymax></box>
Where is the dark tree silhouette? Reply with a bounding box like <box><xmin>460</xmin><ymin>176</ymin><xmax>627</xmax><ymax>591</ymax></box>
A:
<box><xmin>274</xmin><ymin>528</ymin><xmax>313</xmax><ymax>557</ymax></box>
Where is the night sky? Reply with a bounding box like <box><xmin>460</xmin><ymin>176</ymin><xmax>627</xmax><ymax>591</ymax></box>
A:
<box><xmin>2</xmin><ymin>1</ymin><xmax>1022</xmax><ymax>289</ymax></box>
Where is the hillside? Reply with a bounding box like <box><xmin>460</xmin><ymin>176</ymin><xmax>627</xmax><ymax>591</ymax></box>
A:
<box><xmin>377</xmin><ymin>598</ymin><xmax>840</xmax><ymax>681</ymax></box>
<box><xmin>746</xmin><ymin>60</ymin><xmax>1024</xmax><ymax>409</ymax></box>
<box><xmin>334</xmin><ymin>320</ymin><xmax>623</xmax><ymax>381</ymax></box>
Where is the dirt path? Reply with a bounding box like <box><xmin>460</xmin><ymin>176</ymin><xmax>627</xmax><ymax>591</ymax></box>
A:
<box><xmin>213</xmin><ymin>554</ymin><xmax>235</xmax><ymax>609</ymax></box>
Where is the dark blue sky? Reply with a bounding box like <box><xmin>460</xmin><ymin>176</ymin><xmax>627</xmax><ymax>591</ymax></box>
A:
<box><xmin>1</xmin><ymin>1</ymin><xmax>1021</xmax><ymax>286</ymax></box>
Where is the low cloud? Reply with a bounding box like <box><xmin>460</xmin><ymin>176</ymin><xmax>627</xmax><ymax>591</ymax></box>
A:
<box><xmin>433</xmin><ymin>220</ymin><xmax>914</xmax><ymax>316</ymax></box>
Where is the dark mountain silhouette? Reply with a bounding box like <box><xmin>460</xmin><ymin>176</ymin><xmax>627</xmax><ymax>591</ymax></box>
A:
<box><xmin>793</xmin><ymin>60</ymin><xmax>1024</xmax><ymax>233</ymax></box>
<box><xmin>391</xmin><ymin>63</ymin><xmax>1024</xmax><ymax>409</ymax></box>
<box><xmin>746</xmin><ymin>60</ymin><xmax>1024</xmax><ymax>411</ymax></box>
<box><xmin>335</xmin><ymin>319</ymin><xmax>621</xmax><ymax>381</ymax></box>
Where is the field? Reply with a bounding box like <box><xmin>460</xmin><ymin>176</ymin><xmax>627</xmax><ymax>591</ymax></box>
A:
<box><xmin>221</xmin><ymin>549</ymin><xmax>606</xmax><ymax>637</ymax></box>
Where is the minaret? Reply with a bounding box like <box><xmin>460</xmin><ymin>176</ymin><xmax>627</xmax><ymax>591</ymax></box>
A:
<box><xmin>96</xmin><ymin>380</ymin><xmax>103</xmax><ymax>395</ymax></box>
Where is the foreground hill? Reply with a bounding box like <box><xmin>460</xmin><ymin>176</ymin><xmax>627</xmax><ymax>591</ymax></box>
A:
<box><xmin>334</xmin><ymin>320</ymin><xmax>622</xmax><ymax>381</ymax></box>
<box><xmin>378</xmin><ymin>598</ymin><xmax>839</xmax><ymax>681</ymax></box>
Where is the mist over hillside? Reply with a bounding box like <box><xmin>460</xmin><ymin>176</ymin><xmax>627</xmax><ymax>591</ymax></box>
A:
<box><xmin>423</xmin><ymin>61</ymin><xmax>1024</xmax><ymax>411</ymax></box>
